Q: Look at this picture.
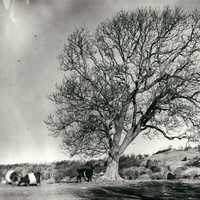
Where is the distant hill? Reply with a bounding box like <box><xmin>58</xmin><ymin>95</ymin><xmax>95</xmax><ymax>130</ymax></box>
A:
<box><xmin>145</xmin><ymin>147</ymin><xmax>200</xmax><ymax>171</ymax></box>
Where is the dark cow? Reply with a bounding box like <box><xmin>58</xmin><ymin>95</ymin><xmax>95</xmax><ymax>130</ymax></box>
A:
<box><xmin>9</xmin><ymin>171</ymin><xmax>19</xmax><ymax>183</ymax></box>
<box><xmin>167</xmin><ymin>172</ymin><xmax>176</xmax><ymax>180</ymax></box>
<box><xmin>77</xmin><ymin>168</ymin><xmax>87</xmax><ymax>182</ymax></box>
<box><xmin>18</xmin><ymin>172</ymin><xmax>41</xmax><ymax>186</ymax></box>
<box><xmin>77</xmin><ymin>166</ymin><xmax>94</xmax><ymax>183</ymax></box>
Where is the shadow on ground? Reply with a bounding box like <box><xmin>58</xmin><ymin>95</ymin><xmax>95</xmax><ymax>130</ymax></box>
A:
<box><xmin>75</xmin><ymin>181</ymin><xmax>200</xmax><ymax>200</ymax></box>
<box><xmin>2</xmin><ymin>181</ymin><xmax>200</xmax><ymax>200</ymax></box>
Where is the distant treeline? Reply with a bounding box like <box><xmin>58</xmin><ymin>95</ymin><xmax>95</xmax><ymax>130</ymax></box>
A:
<box><xmin>0</xmin><ymin>154</ymin><xmax>148</xmax><ymax>182</ymax></box>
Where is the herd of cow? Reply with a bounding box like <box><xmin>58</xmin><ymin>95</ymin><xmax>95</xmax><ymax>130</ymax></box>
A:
<box><xmin>4</xmin><ymin>166</ymin><xmax>94</xmax><ymax>186</ymax></box>
<box><xmin>5</xmin><ymin>170</ymin><xmax>41</xmax><ymax>186</ymax></box>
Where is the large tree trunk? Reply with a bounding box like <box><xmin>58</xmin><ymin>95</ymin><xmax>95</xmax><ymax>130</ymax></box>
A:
<box><xmin>102</xmin><ymin>148</ymin><xmax>122</xmax><ymax>181</ymax></box>
<box><xmin>102</xmin><ymin>110</ymin><xmax>129</xmax><ymax>181</ymax></box>
<box><xmin>103</xmin><ymin>156</ymin><xmax>120</xmax><ymax>181</ymax></box>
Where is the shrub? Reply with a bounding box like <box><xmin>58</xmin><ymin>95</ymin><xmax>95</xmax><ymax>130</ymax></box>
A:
<box><xmin>151</xmin><ymin>172</ymin><xmax>163</xmax><ymax>180</ymax></box>
<box><xmin>120</xmin><ymin>167</ymin><xmax>152</xmax><ymax>180</ymax></box>
<box><xmin>150</xmin><ymin>166</ymin><xmax>161</xmax><ymax>173</ymax></box>
<box><xmin>180</xmin><ymin>167</ymin><xmax>200</xmax><ymax>179</ymax></box>
<box><xmin>137</xmin><ymin>174</ymin><xmax>151</xmax><ymax>180</ymax></box>
<box><xmin>120</xmin><ymin>168</ymin><xmax>139</xmax><ymax>180</ymax></box>
<box><xmin>119</xmin><ymin>154</ymin><xmax>145</xmax><ymax>169</ymax></box>
<box><xmin>53</xmin><ymin>169</ymin><xmax>70</xmax><ymax>183</ymax></box>
<box><xmin>186</xmin><ymin>157</ymin><xmax>200</xmax><ymax>167</ymax></box>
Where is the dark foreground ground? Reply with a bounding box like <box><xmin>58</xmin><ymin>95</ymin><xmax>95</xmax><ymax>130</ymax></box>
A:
<box><xmin>1</xmin><ymin>181</ymin><xmax>200</xmax><ymax>200</ymax></box>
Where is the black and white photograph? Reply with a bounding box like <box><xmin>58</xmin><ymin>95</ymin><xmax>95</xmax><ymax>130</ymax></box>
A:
<box><xmin>1</xmin><ymin>0</ymin><xmax>200</xmax><ymax>199</ymax></box>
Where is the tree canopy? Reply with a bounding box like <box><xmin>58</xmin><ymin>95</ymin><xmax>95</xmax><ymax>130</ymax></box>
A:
<box><xmin>46</xmin><ymin>8</ymin><xmax>200</xmax><ymax>180</ymax></box>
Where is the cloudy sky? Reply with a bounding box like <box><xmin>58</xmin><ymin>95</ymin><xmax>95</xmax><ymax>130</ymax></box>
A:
<box><xmin>0</xmin><ymin>0</ymin><xmax>198</xmax><ymax>164</ymax></box>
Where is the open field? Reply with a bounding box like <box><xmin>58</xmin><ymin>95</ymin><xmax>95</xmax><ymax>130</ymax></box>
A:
<box><xmin>1</xmin><ymin>181</ymin><xmax>200</xmax><ymax>200</ymax></box>
<box><xmin>0</xmin><ymin>183</ymin><xmax>82</xmax><ymax>200</ymax></box>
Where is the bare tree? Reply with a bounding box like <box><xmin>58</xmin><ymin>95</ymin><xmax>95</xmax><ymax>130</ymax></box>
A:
<box><xmin>46</xmin><ymin>8</ymin><xmax>200</xmax><ymax>180</ymax></box>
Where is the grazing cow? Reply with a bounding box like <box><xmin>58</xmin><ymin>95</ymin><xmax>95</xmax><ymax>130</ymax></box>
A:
<box><xmin>167</xmin><ymin>172</ymin><xmax>176</xmax><ymax>180</ymax></box>
<box><xmin>77</xmin><ymin>166</ymin><xmax>94</xmax><ymax>182</ymax></box>
<box><xmin>18</xmin><ymin>172</ymin><xmax>41</xmax><ymax>186</ymax></box>
<box><xmin>77</xmin><ymin>168</ymin><xmax>87</xmax><ymax>182</ymax></box>
<box><xmin>76</xmin><ymin>173</ymin><xmax>83</xmax><ymax>183</ymax></box>
<box><xmin>5</xmin><ymin>170</ymin><xmax>19</xmax><ymax>184</ymax></box>
<box><xmin>85</xmin><ymin>167</ymin><xmax>94</xmax><ymax>182</ymax></box>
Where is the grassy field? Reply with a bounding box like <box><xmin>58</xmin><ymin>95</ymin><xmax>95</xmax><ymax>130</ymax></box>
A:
<box><xmin>0</xmin><ymin>183</ymin><xmax>83</xmax><ymax>200</ymax></box>
<box><xmin>1</xmin><ymin>181</ymin><xmax>200</xmax><ymax>200</ymax></box>
<box><xmin>0</xmin><ymin>182</ymin><xmax>146</xmax><ymax>200</ymax></box>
